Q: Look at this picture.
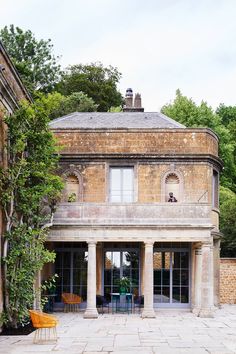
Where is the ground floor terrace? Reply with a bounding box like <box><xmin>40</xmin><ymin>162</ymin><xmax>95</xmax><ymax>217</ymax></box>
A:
<box><xmin>1</xmin><ymin>305</ymin><xmax>236</xmax><ymax>354</ymax></box>
<box><xmin>41</xmin><ymin>239</ymin><xmax>220</xmax><ymax>319</ymax></box>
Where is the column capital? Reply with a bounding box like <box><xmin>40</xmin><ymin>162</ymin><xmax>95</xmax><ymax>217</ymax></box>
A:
<box><xmin>195</xmin><ymin>248</ymin><xmax>202</xmax><ymax>256</ymax></box>
<box><xmin>144</xmin><ymin>240</ymin><xmax>154</xmax><ymax>247</ymax></box>
<box><xmin>87</xmin><ymin>240</ymin><xmax>97</xmax><ymax>246</ymax></box>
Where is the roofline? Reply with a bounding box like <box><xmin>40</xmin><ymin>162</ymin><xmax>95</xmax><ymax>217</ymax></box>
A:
<box><xmin>0</xmin><ymin>40</ymin><xmax>32</xmax><ymax>102</ymax></box>
<box><xmin>50</xmin><ymin>127</ymin><xmax>219</xmax><ymax>142</ymax></box>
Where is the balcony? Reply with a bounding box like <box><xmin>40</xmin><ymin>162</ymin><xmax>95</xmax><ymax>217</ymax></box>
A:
<box><xmin>52</xmin><ymin>202</ymin><xmax>212</xmax><ymax>227</ymax></box>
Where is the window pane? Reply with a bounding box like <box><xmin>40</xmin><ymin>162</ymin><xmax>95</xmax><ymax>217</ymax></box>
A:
<box><xmin>173</xmin><ymin>287</ymin><xmax>181</xmax><ymax>303</ymax></box>
<box><xmin>123</xmin><ymin>168</ymin><xmax>133</xmax><ymax>190</ymax></box>
<box><xmin>110</xmin><ymin>167</ymin><xmax>134</xmax><ymax>202</ymax></box>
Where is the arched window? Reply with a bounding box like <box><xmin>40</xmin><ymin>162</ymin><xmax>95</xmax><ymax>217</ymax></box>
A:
<box><xmin>64</xmin><ymin>174</ymin><xmax>80</xmax><ymax>202</ymax></box>
<box><xmin>165</xmin><ymin>173</ymin><xmax>180</xmax><ymax>202</ymax></box>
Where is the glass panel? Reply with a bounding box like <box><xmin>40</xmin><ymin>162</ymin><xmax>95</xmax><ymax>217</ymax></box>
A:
<box><xmin>154</xmin><ymin>270</ymin><xmax>161</xmax><ymax>285</ymax></box>
<box><xmin>105</xmin><ymin>252</ymin><xmax>112</xmax><ymax>269</ymax></box>
<box><xmin>172</xmin><ymin>252</ymin><xmax>180</xmax><ymax>269</ymax></box>
<box><xmin>163</xmin><ymin>252</ymin><xmax>170</xmax><ymax>269</ymax></box>
<box><xmin>63</xmin><ymin>252</ymin><xmax>71</xmax><ymax>268</ymax></box>
<box><xmin>74</xmin><ymin>252</ymin><xmax>86</xmax><ymax>268</ymax></box>
<box><xmin>153</xmin><ymin>252</ymin><xmax>162</xmax><ymax>269</ymax></box>
<box><xmin>181</xmin><ymin>287</ymin><xmax>189</xmax><ymax>303</ymax></box>
<box><xmin>181</xmin><ymin>270</ymin><xmax>189</xmax><ymax>286</ymax></box>
<box><xmin>131</xmin><ymin>269</ymin><xmax>139</xmax><ymax>287</ymax></box>
<box><xmin>154</xmin><ymin>286</ymin><xmax>162</xmax><ymax>303</ymax></box>
<box><xmin>122</xmin><ymin>252</ymin><xmax>131</xmax><ymax>268</ymax></box>
<box><xmin>80</xmin><ymin>269</ymin><xmax>87</xmax><ymax>285</ymax></box>
<box><xmin>173</xmin><ymin>287</ymin><xmax>181</xmax><ymax>303</ymax></box>
<box><xmin>162</xmin><ymin>287</ymin><xmax>170</xmax><ymax>303</ymax></box>
<box><xmin>173</xmin><ymin>270</ymin><xmax>180</xmax><ymax>286</ymax></box>
<box><xmin>62</xmin><ymin>269</ymin><xmax>70</xmax><ymax>285</ymax></box>
<box><xmin>112</xmin><ymin>252</ymin><xmax>121</xmax><ymax>268</ymax></box>
<box><xmin>110</xmin><ymin>168</ymin><xmax>121</xmax><ymax>202</ymax></box>
<box><xmin>104</xmin><ymin>270</ymin><xmax>111</xmax><ymax>285</ymax></box>
<box><xmin>162</xmin><ymin>270</ymin><xmax>170</xmax><ymax>286</ymax></box>
<box><xmin>123</xmin><ymin>268</ymin><xmax>131</xmax><ymax>278</ymax></box>
<box><xmin>181</xmin><ymin>252</ymin><xmax>189</xmax><ymax>268</ymax></box>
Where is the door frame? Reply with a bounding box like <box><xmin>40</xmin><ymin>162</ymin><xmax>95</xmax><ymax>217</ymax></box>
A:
<box><xmin>102</xmin><ymin>244</ymin><xmax>141</xmax><ymax>296</ymax></box>
<box><xmin>153</xmin><ymin>245</ymin><xmax>191</xmax><ymax>308</ymax></box>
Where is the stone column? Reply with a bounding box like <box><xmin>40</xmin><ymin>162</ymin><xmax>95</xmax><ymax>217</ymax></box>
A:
<box><xmin>34</xmin><ymin>270</ymin><xmax>42</xmax><ymax>310</ymax></box>
<box><xmin>142</xmin><ymin>241</ymin><xmax>155</xmax><ymax>318</ymax></box>
<box><xmin>199</xmin><ymin>241</ymin><xmax>214</xmax><ymax>318</ymax></box>
<box><xmin>84</xmin><ymin>241</ymin><xmax>98</xmax><ymax>318</ymax></box>
<box><xmin>192</xmin><ymin>246</ymin><xmax>202</xmax><ymax>315</ymax></box>
<box><xmin>96</xmin><ymin>243</ymin><xmax>102</xmax><ymax>295</ymax></box>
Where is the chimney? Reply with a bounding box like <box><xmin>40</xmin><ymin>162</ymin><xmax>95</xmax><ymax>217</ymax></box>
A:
<box><xmin>134</xmin><ymin>93</ymin><xmax>142</xmax><ymax>108</ymax></box>
<box><xmin>123</xmin><ymin>88</ymin><xmax>144</xmax><ymax>112</ymax></box>
<box><xmin>124</xmin><ymin>88</ymin><xmax>133</xmax><ymax>107</ymax></box>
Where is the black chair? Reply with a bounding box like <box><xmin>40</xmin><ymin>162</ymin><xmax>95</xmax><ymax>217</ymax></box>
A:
<box><xmin>133</xmin><ymin>295</ymin><xmax>144</xmax><ymax>313</ymax></box>
<box><xmin>96</xmin><ymin>295</ymin><xmax>110</xmax><ymax>314</ymax></box>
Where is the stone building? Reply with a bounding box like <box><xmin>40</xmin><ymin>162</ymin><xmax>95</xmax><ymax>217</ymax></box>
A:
<box><xmin>47</xmin><ymin>89</ymin><xmax>222</xmax><ymax>318</ymax></box>
<box><xmin>0</xmin><ymin>41</ymin><xmax>31</xmax><ymax>318</ymax></box>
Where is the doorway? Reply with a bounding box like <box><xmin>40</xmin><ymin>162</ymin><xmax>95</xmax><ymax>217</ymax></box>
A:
<box><xmin>153</xmin><ymin>244</ymin><xmax>190</xmax><ymax>307</ymax></box>
<box><xmin>103</xmin><ymin>248</ymin><xmax>140</xmax><ymax>299</ymax></box>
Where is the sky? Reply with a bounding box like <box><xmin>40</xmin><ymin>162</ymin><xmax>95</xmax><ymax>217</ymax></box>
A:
<box><xmin>1</xmin><ymin>0</ymin><xmax>236</xmax><ymax>111</ymax></box>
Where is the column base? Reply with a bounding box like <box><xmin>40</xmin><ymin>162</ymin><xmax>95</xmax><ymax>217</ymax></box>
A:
<box><xmin>192</xmin><ymin>307</ymin><xmax>200</xmax><ymax>316</ymax></box>
<box><xmin>141</xmin><ymin>308</ymin><xmax>156</xmax><ymax>318</ymax></box>
<box><xmin>83</xmin><ymin>308</ymin><xmax>98</xmax><ymax>319</ymax></box>
<box><xmin>198</xmin><ymin>308</ymin><xmax>215</xmax><ymax>318</ymax></box>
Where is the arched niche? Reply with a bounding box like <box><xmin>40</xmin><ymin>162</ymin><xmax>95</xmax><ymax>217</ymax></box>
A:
<box><xmin>161</xmin><ymin>169</ymin><xmax>183</xmax><ymax>202</ymax></box>
<box><xmin>62</xmin><ymin>168</ymin><xmax>83</xmax><ymax>202</ymax></box>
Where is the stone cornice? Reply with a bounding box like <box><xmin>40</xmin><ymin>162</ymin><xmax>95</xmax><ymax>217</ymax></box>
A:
<box><xmin>57</xmin><ymin>154</ymin><xmax>223</xmax><ymax>170</ymax></box>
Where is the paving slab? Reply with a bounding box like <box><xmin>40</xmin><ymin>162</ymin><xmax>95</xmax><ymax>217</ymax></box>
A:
<box><xmin>0</xmin><ymin>305</ymin><xmax>236</xmax><ymax>353</ymax></box>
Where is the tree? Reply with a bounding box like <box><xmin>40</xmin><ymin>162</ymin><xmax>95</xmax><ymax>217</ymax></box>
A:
<box><xmin>37</xmin><ymin>91</ymin><xmax>98</xmax><ymax>120</ymax></box>
<box><xmin>0</xmin><ymin>25</ymin><xmax>61</xmax><ymax>95</ymax></box>
<box><xmin>0</xmin><ymin>100</ymin><xmax>63</xmax><ymax>328</ymax></box>
<box><xmin>57</xmin><ymin>62</ymin><xmax>123</xmax><ymax>111</ymax></box>
<box><xmin>161</xmin><ymin>90</ymin><xmax>236</xmax><ymax>256</ymax></box>
<box><xmin>219</xmin><ymin>187</ymin><xmax>236</xmax><ymax>257</ymax></box>
<box><xmin>161</xmin><ymin>89</ymin><xmax>236</xmax><ymax>192</ymax></box>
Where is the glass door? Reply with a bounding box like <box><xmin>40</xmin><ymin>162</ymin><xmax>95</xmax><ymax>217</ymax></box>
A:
<box><xmin>104</xmin><ymin>250</ymin><xmax>139</xmax><ymax>299</ymax></box>
<box><xmin>54</xmin><ymin>249</ymin><xmax>88</xmax><ymax>302</ymax></box>
<box><xmin>153</xmin><ymin>249</ymin><xmax>190</xmax><ymax>307</ymax></box>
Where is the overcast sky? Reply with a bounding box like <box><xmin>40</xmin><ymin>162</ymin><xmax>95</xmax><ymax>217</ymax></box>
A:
<box><xmin>1</xmin><ymin>0</ymin><xmax>236</xmax><ymax>111</ymax></box>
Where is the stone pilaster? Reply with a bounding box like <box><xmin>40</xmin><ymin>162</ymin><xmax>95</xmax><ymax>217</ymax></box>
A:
<box><xmin>213</xmin><ymin>237</ymin><xmax>221</xmax><ymax>307</ymax></box>
<box><xmin>142</xmin><ymin>241</ymin><xmax>155</xmax><ymax>318</ymax></box>
<box><xmin>84</xmin><ymin>241</ymin><xmax>98</xmax><ymax>318</ymax></box>
<box><xmin>199</xmin><ymin>241</ymin><xmax>214</xmax><ymax>318</ymax></box>
<box><xmin>192</xmin><ymin>246</ymin><xmax>202</xmax><ymax>315</ymax></box>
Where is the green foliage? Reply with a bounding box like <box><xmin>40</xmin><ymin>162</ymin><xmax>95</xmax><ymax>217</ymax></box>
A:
<box><xmin>57</xmin><ymin>62</ymin><xmax>123</xmax><ymax>111</ymax></box>
<box><xmin>0</xmin><ymin>25</ymin><xmax>61</xmax><ymax>95</ymax></box>
<box><xmin>0</xmin><ymin>99</ymin><xmax>63</xmax><ymax>328</ymax></box>
<box><xmin>36</xmin><ymin>91</ymin><xmax>97</xmax><ymax>120</ymax></box>
<box><xmin>219</xmin><ymin>187</ymin><xmax>236</xmax><ymax>257</ymax></box>
<box><xmin>161</xmin><ymin>89</ymin><xmax>236</xmax><ymax>192</ymax></box>
<box><xmin>161</xmin><ymin>90</ymin><xmax>236</xmax><ymax>256</ymax></box>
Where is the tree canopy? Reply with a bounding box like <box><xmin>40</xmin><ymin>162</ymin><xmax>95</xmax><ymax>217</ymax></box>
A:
<box><xmin>161</xmin><ymin>90</ymin><xmax>236</xmax><ymax>256</ymax></box>
<box><xmin>57</xmin><ymin>62</ymin><xmax>123</xmax><ymax>112</ymax></box>
<box><xmin>37</xmin><ymin>91</ymin><xmax>98</xmax><ymax>120</ymax></box>
<box><xmin>161</xmin><ymin>89</ymin><xmax>236</xmax><ymax>192</ymax></box>
<box><xmin>0</xmin><ymin>25</ymin><xmax>61</xmax><ymax>96</ymax></box>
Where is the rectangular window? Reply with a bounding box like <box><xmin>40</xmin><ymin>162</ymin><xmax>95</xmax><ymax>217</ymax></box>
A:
<box><xmin>110</xmin><ymin>167</ymin><xmax>134</xmax><ymax>202</ymax></box>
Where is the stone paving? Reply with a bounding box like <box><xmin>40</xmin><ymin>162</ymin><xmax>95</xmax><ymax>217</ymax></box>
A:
<box><xmin>1</xmin><ymin>305</ymin><xmax>236</xmax><ymax>354</ymax></box>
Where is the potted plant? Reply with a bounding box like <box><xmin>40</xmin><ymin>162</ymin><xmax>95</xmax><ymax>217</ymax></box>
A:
<box><xmin>68</xmin><ymin>192</ymin><xmax>76</xmax><ymax>202</ymax></box>
<box><xmin>118</xmin><ymin>276</ymin><xmax>131</xmax><ymax>294</ymax></box>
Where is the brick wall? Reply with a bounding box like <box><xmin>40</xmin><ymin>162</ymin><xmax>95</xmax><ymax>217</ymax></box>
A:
<box><xmin>220</xmin><ymin>258</ymin><xmax>236</xmax><ymax>304</ymax></box>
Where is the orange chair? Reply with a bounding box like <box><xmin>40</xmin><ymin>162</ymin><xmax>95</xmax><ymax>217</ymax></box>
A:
<box><xmin>29</xmin><ymin>310</ymin><xmax>58</xmax><ymax>343</ymax></box>
<box><xmin>61</xmin><ymin>293</ymin><xmax>82</xmax><ymax>312</ymax></box>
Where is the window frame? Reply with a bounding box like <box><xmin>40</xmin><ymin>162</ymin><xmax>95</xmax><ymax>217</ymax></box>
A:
<box><xmin>109</xmin><ymin>166</ymin><xmax>135</xmax><ymax>203</ymax></box>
